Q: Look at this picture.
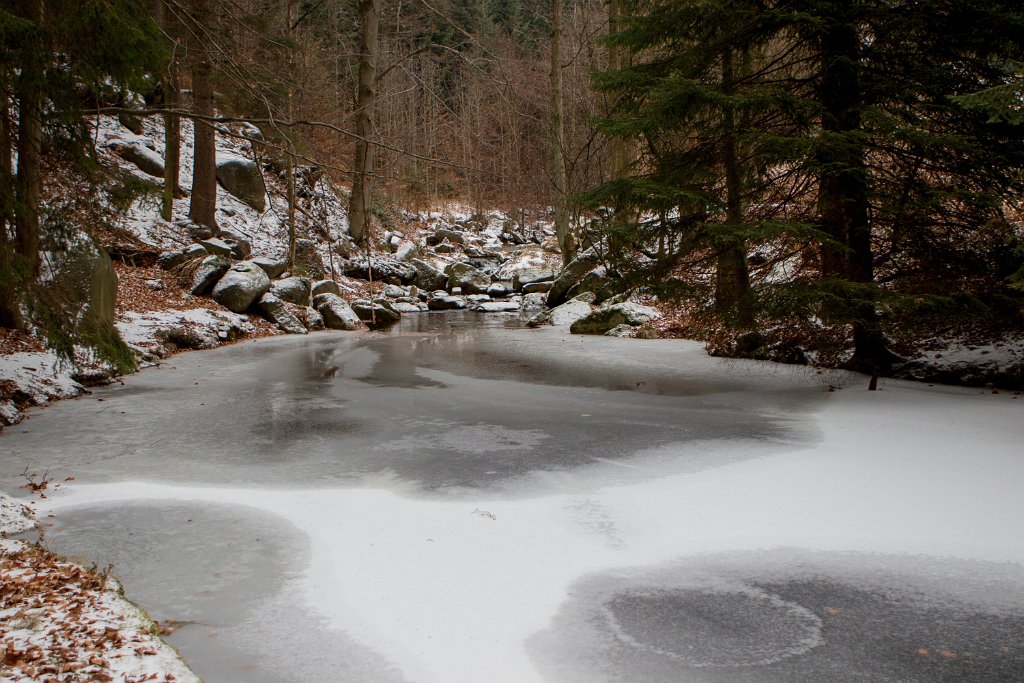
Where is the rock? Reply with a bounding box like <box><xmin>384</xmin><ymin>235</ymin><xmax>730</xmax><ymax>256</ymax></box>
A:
<box><xmin>387</xmin><ymin>234</ymin><xmax>402</xmax><ymax>252</ymax></box>
<box><xmin>446</xmin><ymin>262</ymin><xmax>492</xmax><ymax>295</ymax></box>
<box><xmin>313</xmin><ymin>293</ymin><xmax>362</xmax><ymax>330</ymax></box>
<box><xmin>239</xmin><ymin>123</ymin><xmax>263</xmax><ymax>141</ymax></box>
<box><xmin>395</xmin><ymin>241</ymin><xmax>417</xmax><ymax>261</ymax></box>
<box><xmin>546</xmin><ymin>249</ymin><xmax>601</xmax><ymax>307</ymax></box>
<box><xmin>382</xmin><ymin>284</ymin><xmax>408</xmax><ymax>298</ymax></box>
<box><xmin>258</xmin><ymin>293</ymin><xmax>307</xmax><ymax>335</ymax></box>
<box><xmin>512</xmin><ymin>267</ymin><xmax>556</xmax><ymax>291</ymax></box>
<box><xmin>219</xmin><ymin>229</ymin><xmax>253</xmax><ymax>259</ymax></box>
<box><xmin>157</xmin><ymin>249</ymin><xmax>188</xmax><ymax>270</ymax></box>
<box><xmin>340</xmin><ymin>258</ymin><xmax>417</xmax><ymax>285</ymax></box>
<box><xmin>211</xmin><ymin>261</ymin><xmax>271</xmax><ymax>312</ymax></box>
<box><xmin>44</xmin><ymin>235</ymin><xmax>119</xmax><ymax>345</ymax></box>
<box><xmin>472</xmin><ymin>301</ymin><xmax>521</xmax><ymax>313</ymax></box>
<box><xmin>604</xmin><ymin>324</ymin><xmax>633</xmax><ymax>338</ymax></box>
<box><xmin>185</xmin><ymin>222</ymin><xmax>214</xmax><ymax>241</ymax></box>
<box><xmin>526</xmin><ymin>292</ymin><xmax>596</xmax><ymax>328</ymax></box>
<box><xmin>303</xmin><ymin>306</ymin><xmax>325</xmax><ymax>331</ymax></box>
<box><xmin>295</xmin><ymin>239</ymin><xmax>326</xmax><ymax>279</ymax></box>
<box><xmin>114</xmin><ymin>143</ymin><xmax>164</xmax><ymax>177</ymax></box>
<box><xmin>351</xmin><ymin>299</ymin><xmax>401</xmax><ymax>329</ymax></box>
<box><xmin>435</xmin><ymin>243</ymin><xmax>457</xmax><ymax>254</ymax></box>
<box><xmin>427</xmin><ymin>293</ymin><xmax>466</xmax><ymax>310</ymax></box>
<box><xmin>118</xmin><ymin>112</ymin><xmax>144</xmax><ymax>135</ymax></box>
<box><xmin>464</xmin><ymin>245</ymin><xmax>502</xmax><ymax>260</ymax></box>
<box><xmin>410</xmin><ymin>258</ymin><xmax>448</xmax><ymax>291</ymax></box>
<box><xmin>220</xmin><ymin>206</ymin><xmax>237</xmax><ymax>217</ymax></box>
<box><xmin>521</xmin><ymin>292</ymin><xmax>548</xmax><ymax>311</ymax></box>
<box><xmin>565</xmin><ymin>266</ymin><xmax>623</xmax><ymax>303</ymax></box>
<box><xmin>216</xmin><ymin>156</ymin><xmax>267</xmax><ymax>211</ymax></box>
<box><xmin>311</xmin><ymin>279</ymin><xmax>342</xmax><ymax>297</ymax></box>
<box><xmin>270</xmin><ymin>276</ymin><xmax>311</xmax><ymax>305</ymax></box>
<box><xmin>392</xmin><ymin>301</ymin><xmax>425</xmax><ymax>313</ymax></box>
<box><xmin>190</xmin><ymin>255</ymin><xmax>230</xmax><ymax>295</ymax></box>
<box><xmin>252</xmin><ymin>257</ymin><xmax>288</xmax><ymax>279</ymax></box>
<box><xmin>434</xmin><ymin>227</ymin><xmax>465</xmax><ymax>244</ymax></box>
<box><xmin>200</xmin><ymin>237</ymin><xmax>235</xmax><ymax>258</ymax></box>
<box><xmin>487</xmin><ymin>283</ymin><xmax>509</xmax><ymax>298</ymax></box>
<box><xmin>467</xmin><ymin>294</ymin><xmax>492</xmax><ymax>303</ymax></box>
<box><xmin>522</xmin><ymin>281</ymin><xmax>552</xmax><ymax>294</ymax></box>
<box><xmin>569</xmin><ymin>302</ymin><xmax>662</xmax><ymax>335</ymax></box>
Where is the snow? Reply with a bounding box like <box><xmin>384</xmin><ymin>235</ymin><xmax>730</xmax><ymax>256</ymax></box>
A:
<box><xmin>14</xmin><ymin>332</ymin><xmax>1024</xmax><ymax>682</ymax></box>
<box><xmin>0</xmin><ymin>351</ymin><xmax>86</xmax><ymax>426</ymax></box>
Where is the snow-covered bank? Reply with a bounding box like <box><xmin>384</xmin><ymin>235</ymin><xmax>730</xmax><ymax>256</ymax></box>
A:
<box><xmin>13</xmin><ymin>329</ymin><xmax>1023</xmax><ymax>682</ymax></box>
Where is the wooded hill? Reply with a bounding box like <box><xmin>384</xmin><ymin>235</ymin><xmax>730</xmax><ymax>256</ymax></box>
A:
<box><xmin>2</xmin><ymin>0</ymin><xmax>1023</xmax><ymax>381</ymax></box>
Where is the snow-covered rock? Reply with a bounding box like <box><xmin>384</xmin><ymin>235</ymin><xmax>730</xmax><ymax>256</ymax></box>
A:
<box><xmin>211</xmin><ymin>261</ymin><xmax>271</xmax><ymax>312</ymax></box>
<box><xmin>215</xmin><ymin>156</ymin><xmax>267</xmax><ymax>211</ymax></box>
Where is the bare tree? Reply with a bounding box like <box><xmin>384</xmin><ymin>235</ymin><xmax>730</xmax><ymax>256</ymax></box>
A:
<box><xmin>187</xmin><ymin>0</ymin><xmax>219</xmax><ymax>232</ymax></box>
<box><xmin>349</xmin><ymin>0</ymin><xmax>379</xmax><ymax>245</ymax></box>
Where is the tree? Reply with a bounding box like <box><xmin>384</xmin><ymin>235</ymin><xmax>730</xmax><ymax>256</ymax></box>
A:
<box><xmin>550</xmin><ymin>0</ymin><xmax>572</xmax><ymax>261</ymax></box>
<box><xmin>187</xmin><ymin>0</ymin><xmax>218</xmax><ymax>232</ymax></box>
<box><xmin>349</xmin><ymin>0</ymin><xmax>379</xmax><ymax>246</ymax></box>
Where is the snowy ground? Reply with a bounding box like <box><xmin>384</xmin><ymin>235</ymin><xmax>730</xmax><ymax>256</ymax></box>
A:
<box><xmin>2</xmin><ymin>323</ymin><xmax>1022</xmax><ymax>682</ymax></box>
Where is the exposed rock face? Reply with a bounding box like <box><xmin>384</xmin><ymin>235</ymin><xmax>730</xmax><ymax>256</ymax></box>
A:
<box><xmin>445</xmin><ymin>262</ymin><xmax>491</xmax><ymax>295</ymax></box>
<box><xmin>311</xmin><ymin>279</ymin><xmax>341</xmax><ymax>297</ymax></box>
<box><xmin>294</xmin><ymin>239</ymin><xmax>326</xmax><ymax>279</ymax></box>
<box><xmin>340</xmin><ymin>258</ymin><xmax>417</xmax><ymax>285</ymax></box>
<box><xmin>211</xmin><ymin>261</ymin><xmax>271</xmax><ymax>312</ymax></box>
<box><xmin>313</xmin><ymin>293</ymin><xmax>362</xmax><ymax>330</ymax></box>
<box><xmin>258</xmin><ymin>293</ymin><xmax>307</xmax><ymax>334</ymax></box>
<box><xmin>270</xmin><ymin>276</ymin><xmax>311</xmax><ymax>305</ymax></box>
<box><xmin>47</xmin><ymin>237</ymin><xmax>119</xmax><ymax>338</ymax></box>
<box><xmin>303</xmin><ymin>306</ymin><xmax>325</xmax><ymax>331</ymax></box>
<box><xmin>526</xmin><ymin>292</ymin><xmax>596</xmax><ymax>328</ymax></box>
<box><xmin>569</xmin><ymin>302</ymin><xmax>661</xmax><ymax>335</ymax></box>
<box><xmin>351</xmin><ymin>299</ymin><xmax>401</xmax><ymax>329</ymax></box>
<box><xmin>190</xmin><ymin>255</ymin><xmax>230</xmax><ymax>295</ymax></box>
<box><xmin>565</xmin><ymin>266</ymin><xmax>622</xmax><ymax>303</ymax></box>
<box><xmin>546</xmin><ymin>249</ymin><xmax>601</xmax><ymax>307</ymax></box>
<box><xmin>216</xmin><ymin>156</ymin><xmax>267</xmax><ymax>211</ymax></box>
<box><xmin>410</xmin><ymin>259</ymin><xmax>449</xmax><ymax>291</ymax></box>
<box><xmin>114</xmin><ymin>143</ymin><xmax>164</xmax><ymax>177</ymax></box>
<box><xmin>252</xmin><ymin>257</ymin><xmax>288</xmax><ymax>279</ymax></box>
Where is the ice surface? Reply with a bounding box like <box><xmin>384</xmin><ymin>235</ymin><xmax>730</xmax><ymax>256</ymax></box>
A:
<box><xmin>3</xmin><ymin>314</ymin><xmax>1024</xmax><ymax>682</ymax></box>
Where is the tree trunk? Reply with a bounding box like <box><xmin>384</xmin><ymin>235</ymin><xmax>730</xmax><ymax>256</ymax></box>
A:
<box><xmin>348</xmin><ymin>0</ymin><xmax>379</xmax><ymax>246</ymax></box>
<box><xmin>716</xmin><ymin>47</ymin><xmax>752</xmax><ymax>327</ymax></box>
<box><xmin>286</xmin><ymin>0</ymin><xmax>298</xmax><ymax>269</ymax></box>
<box><xmin>14</xmin><ymin>0</ymin><xmax>45</xmax><ymax>275</ymax></box>
<box><xmin>551</xmin><ymin>0</ymin><xmax>572</xmax><ymax>263</ymax></box>
<box><xmin>154</xmin><ymin>0</ymin><xmax>183</xmax><ymax>220</ymax></box>
<box><xmin>817</xmin><ymin>11</ymin><xmax>891</xmax><ymax>372</ymax></box>
<box><xmin>188</xmin><ymin>0</ymin><xmax>218</xmax><ymax>233</ymax></box>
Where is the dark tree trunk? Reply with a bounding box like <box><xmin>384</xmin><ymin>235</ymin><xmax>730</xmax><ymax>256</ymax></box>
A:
<box><xmin>348</xmin><ymin>0</ymin><xmax>379</xmax><ymax>245</ymax></box>
<box><xmin>816</xmin><ymin>12</ymin><xmax>892</xmax><ymax>372</ymax></box>
<box><xmin>716</xmin><ymin>47</ymin><xmax>753</xmax><ymax>327</ymax></box>
<box><xmin>153</xmin><ymin>0</ymin><xmax>183</xmax><ymax>220</ymax></box>
<box><xmin>14</xmin><ymin>0</ymin><xmax>44</xmax><ymax>276</ymax></box>
<box><xmin>188</xmin><ymin>0</ymin><xmax>218</xmax><ymax>233</ymax></box>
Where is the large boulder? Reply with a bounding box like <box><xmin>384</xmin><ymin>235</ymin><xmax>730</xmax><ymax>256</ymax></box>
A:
<box><xmin>427</xmin><ymin>292</ymin><xmax>466</xmax><ymax>310</ymax></box>
<box><xmin>445</xmin><ymin>262</ymin><xmax>491</xmax><ymax>295</ymax></box>
<box><xmin>295</xmin><ymin>239</ymin><xmax>326</xmax><ymax>279</ymax></box>
<box><xmin>569</xmin><ymin>302</ymin><xmax>661</xmax><ymax>335</ymax></box>
<box><xmin>472</xmin><ymin>301</ymin><xmax>521</xmax><ymax>313</ymax></box>
<box><xmin>409</xmin><ymin>258</ymin><xmax>449</xmax><ymax>291</ymax></box>
<box><xmin>313</xmin><ymin>293</ymin><xmax>362</xmax><ymax>330</ymax></box>
<box><xmin>270</xmin><ymin>276</ymin><xmax>311</xmax><ymax>305</ymax></box>
<box><xmin>252</xmin><ymin>257</ymin><xmax>288</xmax><ymax>279</ymax></box>
<box><xmin>190</xmin><ymin>255</ymin><xmax>230</xmax><ymax>295</ymax></box>
<box><xmin>526</xmin><ymin>292</ymin><xmax>596</xmax><ymax>328</ymax></box>
<box><xmin>258</xmin><ymin>293</ymin><xmax>307</xmax><ymax>335</ymax></box>
<box><xmin>351</xmin><ymin>299</ymin><xmax>401</xmax><ymax>329</ymax></box>
<box><xmin>199</xmin><ymin>237</ymin><xmax>235</xmax><ymax>258</ymax></box>
<box><xmin>212</xmin><ymin>261</ymin><xmax>271</xmax><ymax>312</ymax></box>
<box><xmin>46</xmin><ymin>234</ymin><xmax>118</xmax><ymax>333</ymax></box>
<box><xmin>303</xmin><ymin>306</ymin><xmax>326</xmax><ymax>331</ymax></box>
<box><xmin>114</xmin><ymin>142</ymin><xmax>164</xmax><ymax>178</ymax></box>
<box><xmin>546</xmin><ymin>249</ymin><xmax>601</xmax><ymax>307</ymax></box>
<box><xmin>512</xmin><ymin>267</ymin><xmax>555</xmax><ymax>292</ymax></box>
<box><xmin>311</xmin><ymin>279</ymin><xmax>342</xmax><ymax>297</ymax></box>
<box><xmin>339</xmin><ymin>258</ymin><xmax>417</xmax><ymax>285</ymax></box>
<box><xmin>216</xmin><ymin>156</ymin><xmax>267</xmax><ymax>211</ymax></box>
<box><xmin>565</xmin><ymin>266</ymin><xmax>623</xmax><ymax>304</ymax></box>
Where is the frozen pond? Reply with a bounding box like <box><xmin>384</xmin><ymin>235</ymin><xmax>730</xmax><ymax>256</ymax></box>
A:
<box><xmin>3</xmin><ymin>312</ymin><xmax>1023</xmax><ymax>681</ymax></box>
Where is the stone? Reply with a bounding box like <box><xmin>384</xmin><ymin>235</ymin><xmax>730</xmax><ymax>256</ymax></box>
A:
<box><xmin>434</xmin><ymin>227</ymin><xmax>465</xmax><ymax>244</ymax></box>
<box><xmin>303</xmin><ymin>306</ymin><xmax>325</xmax><ymax>331</ymax></box>
<box><xmin>382</xmin><ymin>284</ymin><xmax>408</xmax><ymax>298</ymax></box>
<box><xmin>521</xmin><ymin>293</ymin><xmax>548</xmax><ymax>311</ymax></box>
<box><xmin>486</xmin><ymin>283</ymin><xmax>509</xmax><ymax>298</ymax></box>
<box><xmin>565</xmin><ymin>266</ymin><xmax>623</xmax><ymax>303</ymax></box>
<box><xmin>512</xmin><ymin>267</ymin><xmax>556</xmax><ymax>291</ymax></box>
<box><xmin>239</xmin><ymin>123</ymin><xmax>263</xmax><ymax>141</ymax></box>
<box><xmin>472</xmin><ymin>301</ymin><xmax>521</xmax><ymax>313</ymax></box>
<box><xmin>211</xmin><ymin>261</ymin><xmax>271</xmax><ymax>312</ymax></box>
<box><xmin>313</xmin><ymin>293</ymin><xmax>362</xmax><ymax>331</ymax></box>
<box><xmin>258</xmin><ymin>293</ymin><xmax>307</xmax><ymax>335</ymax></box>
<box><xmin>339</xmin><ymin>258</ymin><xmax>417</xmax><ymax>285</ymax></box>
<box><xmin>190</xmin><ymin>255</ymin><xmax>230</xmax><ymax>295</ymax></box>
<box><xmin>252</xmin><ymin>257</ymin><xmax>288</xmax><ymax>279</ymax></box>
<box><xmin>118</xmin><ymin>112</ymin><xmax>144</xmax><ymax>135</ymax></box>
<box><xmin>270</xmin><ymin>276</ymin><xmax>311</xmax><ymax>305</ymax></box>
<box><xmin>114</xmin><ymin>142</ymin><xmax>164</xmax><ymax>178</ymax></box>
<box><xmin>604</xmin><ymin>324</ymin><xmax>634</xmax><ymax>338</ymax></box>
<box><xmin>351</xmin><ymin>299</ymin><xmax>401</xmax><ymax>329</ymax></box>
<box><xmin>294</xmin><ymin>239</ymin><xmax>326</xmax><ymax>279</ymax></box>
<box><xmin>311</xmin><ymin>279</ymin><xmax>342</xmax><ymax>297</ymax></box>
<box><xmin>546</xmin><ymin>249</ymin><xmax>601</xmax><ymax>307</ymax></box>
<box><xmin>467</xmin><ymin>294</ymin><xmax>492</xmax><ymax>303</ymax></box>
<box><xmin>200</xmin><ymin>237</ymin><xmax>235</xmax><ymax>258</ymax></box>
<box><xmin>526</xmin><ymin>292</ymin><xmax>596</xmax><ymax>328</ymax></box>
<box><xmin>435</xmin><ymin>243</ymin><xmax>457</xmax><ymax>254</ymax></box>
<box><xmin>464</xmin><ymin>245</ymin><xmax>502</xmax><ymax>260</ymax></box>
<box><xmin>185</xmin><ymin>222</ymin><xmax>214</xmax><ymax>241</ymax></box>
<box><xmin>446</xmin><ymin>262</ymin><xmax>492</xmax><ymax>295</ymax></box>
<box><xmin>157</xmin><ymin>249</ymin><xmax>188</xmax><ymax>270</ymax></box>
<box><xmin>569</xmin><ymin>302</ymin><xmax>662</xmax><ymax>335</ymax></box>
<box><xmin>216</xmin><ymin>156</ymin><xmax>267</xmax><ymax>211</ymax></box>
<box><xmin>392</xmin><ymin>301</ymin><xmax>425</xmax><ymax>313</ymax></box>
<box><xmin>46</xmin><ymin>236</ymin><xmax>118</xmax><ymax>340</ymax></box>
<box><xmin>220</xmin><ymin>230</ymin><xmax>253</xmax><ymax>259</ymax></box>
<box><xmin>427</xmin><ymin>293</ymin><xmax>466</xmax><ymax>310</ymax></box>
<box><xmin>522</xmin><ymin>281</ymin><xmax>552</xmax><ymax>294</ymax></box>
<box><xmin>395</xmin><ymin>241</ymin><xmax>417</xmax><ymax>261</ymax></box>
<box><xmin>410</xmin><ymin>258</ymin><xmax>449</xmax><ymax>291</ymax></box>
